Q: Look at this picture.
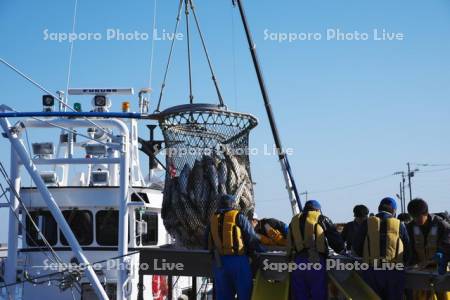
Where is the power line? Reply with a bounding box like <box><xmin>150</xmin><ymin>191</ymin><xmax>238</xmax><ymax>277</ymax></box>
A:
<box><xmin>411</xmin><ymin>163</ymin><xmax>450</xmax><ymax>167</ymax></box>
<box><xmin>257</xmin><ymin>173</ymin><xmax>399</xmax><ymax>202</ymax></box>
<box><xmin>307</xmin><ymin>173</ymin><xmax>395</xmax><ymax>195</ymax></box>
<box><xmin>417</xmin><ymin>167</ymin><xmax>450</xmax><ymax>174</ymax></box>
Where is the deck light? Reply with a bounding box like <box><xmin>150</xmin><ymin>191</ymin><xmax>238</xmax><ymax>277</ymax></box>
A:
<box><xmin>32</xmin><ymin>142</ymin><xmax>54</xmax><ymax>157</ymax></box>
<box><xmin>42</xmin><ymin>95</ymin><xmax>55</xmax><ymax>112</ymax></box>
<box><xmin>85</xmin><ymin>144</ymin><xmax>107</xmax><ymax>156</ymax></box>
<box><xmin>94</xmin><ymin>95</ymin><xmax>107</xmax><ymax>107</ymax></box>
<box><xmin>92</xmin><ymin>95</ymin><xmax>111</xmax><ymax>112</ymax></box>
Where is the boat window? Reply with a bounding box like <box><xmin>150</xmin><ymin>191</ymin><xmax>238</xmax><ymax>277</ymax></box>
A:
<box><xmin>96</xmin><ymin>210</ymin><xmax>119</xmax><ymax>246</ymax></box>
<box><xmin>26</xmin><ymin>211</ymin><xmax>57</xmax><ymax>246</ymax></box>
<box><xmin>60</xmin><ymin>210</ymin><xmax>93</xmax><ymax>246</ymax></box>
<box><xmin>131</xmin><ymin>192</ymin><xmax>149</xmax><ymax>203</ymax></box>
<box><xmin>136</xmin><ymin>210</ymin><xmax>158</xmax><ymax>246</ymax></box>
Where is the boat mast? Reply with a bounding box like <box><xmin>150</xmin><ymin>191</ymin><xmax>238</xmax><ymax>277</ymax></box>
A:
<box><xmin>233</xmin><ymin>0</ymin><xmax>302</xmax><ymax>214</ymax></box>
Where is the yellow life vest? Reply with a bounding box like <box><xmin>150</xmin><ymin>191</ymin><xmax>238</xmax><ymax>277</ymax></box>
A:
<box><xmin>363</xmin><ymin>216</ymin><xmax>404</xmax><ymax>264</ymax></box>
<box><xmin>289</xmin><ymin>210</ymin><xmax>327</xmax><ymax>255</ymax></box>
<box><xmin>413</xmin><ymin>224</ymin><xmax>438</xmax><ymax>263</ymax></box>
<box><xmin>210</xmin><ymin>210</ymin><xmax>245</xmax><ymax>256</ymax></box>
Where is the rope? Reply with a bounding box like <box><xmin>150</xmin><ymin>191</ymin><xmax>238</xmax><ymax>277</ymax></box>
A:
<box><xmin>0</xmin><ymin>164</ymin><xmax>63</xmax><ymax>266</ymax></box>
<box><xmin>0</xmin><ymin>57</ymin><xmax>112</xmax><ymax>138</ymax></box>
<box><xmin>65</xmin><ymin>0</ymin><xmax>79</xmax><ymax>97</ymax></box>
<box><xmin>156</xmin><ymin>0</ymin><xmax>227</xmax><ymax>110</ymax></box>
<box><xmin>0</xmin><ymin>251</ymin><xmax>140</xmax><ymax>290</ymax></box>
<box><xmin>148</xmin><ymin>0</ymin><xmax>158</xmax><ymax>89</ymax></box>
<box><xmin>4</xmin><ymin>106</ymin><xmax>112</xmax><ymax>147</ymax></box>
<box><xmin>185</xmin><ymin>0</ymin><xmax>194</xmax><ymax>104</ymax></box>
<box><xmin>231</xmin><ymin>4</ymin><xmax>238</xmax><ymax>109</ymax></box>
<box><xmin>155</xmin><ymin>0</ymin><xmax>184</xmax><ymax>112</ymax></box>
<box><xmin>189</xmin><ymin>0</ymin><xmax>225</xmax><ymax>107</ymax></box>
<box><xmin>0</xmin><ymin>183</ymin><xmax>60</xmax><ymax>266</ymax></box>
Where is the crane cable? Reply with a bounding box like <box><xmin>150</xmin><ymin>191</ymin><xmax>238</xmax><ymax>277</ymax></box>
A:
<box><xmin>65</xmin><ymin>0</ymin><xmax>79</xmax><ymax>98</ymax></box>
<box><xmin>148</xmin><ymin>0</ymin><xmax>158</xmax><ymax>90</ymax></box>
<box><xmin>156</xmin><ymin>0</ymin><xmax>226</xmax><ymax>111</ymax></box>
<box><xmin>188</xmin><ymin>0</ymin><xmax>225</xmax><ymax>107</ymax></box>
<box><xmin>155</xmin><ymin>0</ymin><xmax>184</xmax><ymax>112</ymax></box>
<box><xmin>185</xmin><ymin>0</ymin><xmax>194</xmax><ymax>104</ymax></box>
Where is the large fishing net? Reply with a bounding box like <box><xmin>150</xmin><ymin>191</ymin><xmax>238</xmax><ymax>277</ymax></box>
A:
<box><xmin>158</xmin><ymin>104</ymin><xmax>258</xmax><ymax>248</ymax></box>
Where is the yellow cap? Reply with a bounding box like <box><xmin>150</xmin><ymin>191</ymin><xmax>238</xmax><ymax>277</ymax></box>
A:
<box><xmin>122</xmin><ymin>101</ymin><xmax>130</xmax><ymax>112</ymax></box>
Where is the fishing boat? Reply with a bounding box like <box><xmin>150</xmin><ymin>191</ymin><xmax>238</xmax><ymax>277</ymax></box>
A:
<box><xmin>0</xmin><ymin>1</ymin><xmax>448</xmax><ymax>300</ymax></box>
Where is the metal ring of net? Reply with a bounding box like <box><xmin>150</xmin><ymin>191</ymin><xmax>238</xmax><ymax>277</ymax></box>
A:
<box><xmin>158</xmin><ymin>104</ymin><xmax>258</xmax><ymax>248</ymax></box>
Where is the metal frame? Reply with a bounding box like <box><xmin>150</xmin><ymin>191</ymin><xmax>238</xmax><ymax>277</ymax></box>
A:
<box><xmin>0</xmin><ymin>113</ymin><xmax>132</xmax><ymax>300</ymax></box>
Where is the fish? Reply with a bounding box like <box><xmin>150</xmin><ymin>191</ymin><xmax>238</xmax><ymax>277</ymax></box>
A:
<box><xmin>217</xmin><ymin>161</ymin><xmax>228</xmax><ymax>195</ymax></box>
<box><xmin>223</xmin><ymin>147</ymin><xmax>240</xmax><ymax>176</ymax></box>
<box><xmin>201</xmin><ymin>175</ymin><xmax>211</xmax><ymax>204</ymax></box>
<box><xmin>203</xmin><ymin>155</ymin><xmax>219</xmax><ymax>195</ymax></box>
<box><xmin>162</xmin><ymin>141</ymin><xmax>257</xmax><ymax>248</ymax></box>
<box><xmin>205</xmin><ymin>194</ymin><xmax>220</xmax><ymax>222</ymax></box>
<box><xmin>187</xmin><ymin>160</ymin><xmax>205</xmax><ymax>209</ymax></box>
<box><xmin>225</xmin><ymin>162</ymin><xmax>238</xmax><ymax>194</ymax></box>
<box><xmin>178</xmin><ymin>163</ymin><xmax>191</xmax><ymax>195</ymax></box>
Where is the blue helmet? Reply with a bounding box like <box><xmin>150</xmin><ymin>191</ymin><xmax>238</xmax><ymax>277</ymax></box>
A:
<box><xmin>379</xmin><ymin>197</ymin><xmax>397</xmax><ymax>211</ymax></box>
<box><xmin>304</xmin><ymin>200</ymin><xmax>321</xmax><ymax>211</ymax></box>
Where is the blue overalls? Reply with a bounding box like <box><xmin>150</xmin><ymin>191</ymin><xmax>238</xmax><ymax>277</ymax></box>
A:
<box><xmin>206</xmin><ymin>208</ymin><xmax>265</xmax><ymax>300</ymax></box>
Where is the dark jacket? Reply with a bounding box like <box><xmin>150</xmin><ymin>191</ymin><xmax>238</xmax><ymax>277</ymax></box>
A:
<box><xmin>352</xmin><ymin>211</ymin><xmax>410</xmax><ymax>262</ymax></box>
<box><xmin>205</xmin><ymin>207</ymin><xmax>266</xmax><ymax>254</ymax></box>
<box><xmin>341</xmin><ymin>220</ymin><xmax>363</xmax><ymax>251</ymax></box>
<box><xmin>406</xmin><ymin>214</ymin><xmax>450</xmax><ymax>265</ymax></box>
<box><xmin>255</xmin><ymin>218</ymin><xmax>289</xmax><ymax>238</ymax></box>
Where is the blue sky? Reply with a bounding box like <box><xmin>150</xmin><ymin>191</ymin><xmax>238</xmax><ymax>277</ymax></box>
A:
<box><xmin>1</xmin><ymin>0</ymin><xmax>450</xmax><ymax>242</ymax></box>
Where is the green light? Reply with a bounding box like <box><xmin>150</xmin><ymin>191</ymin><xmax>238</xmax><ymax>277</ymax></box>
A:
<box><xmin>74</xmin><ymin>102</ymin><xmax>82</xmax><ymax>112</ymax></box>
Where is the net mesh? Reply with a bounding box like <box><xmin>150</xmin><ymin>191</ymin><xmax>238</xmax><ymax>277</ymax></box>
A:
<box><xmin>159</xmin><ymin>104</ymin><xmax>258</xmax><ymax>248</ymax></box>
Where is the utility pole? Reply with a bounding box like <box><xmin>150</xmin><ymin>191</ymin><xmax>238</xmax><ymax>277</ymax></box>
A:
<box><xmin>401</xmin><ymin>174</ymin><xmax>406</xmax><ymax>212</ymax></box>
<box><xmin>398</xmin><ymin>182</ymin><xmax>404</xmax><ymax>213</ymax></box>
<box><xmin>407</xmin><ymin>162</ymin><xmax>419</xmax><ymax>202</ymax></box>
<box><xmin>300</xmin><ymin>191</ymin><xmax>308</xmax><ymax>202</ymax></box>
<box><xmin>394</xmin><ymin>171</ymin><xmax>407</xmax><ymax>213</ymax></box>
<box><xmin>407</xmin><ymin>162</ymin><xmax>412</xmax><ymax>202</ymax></box>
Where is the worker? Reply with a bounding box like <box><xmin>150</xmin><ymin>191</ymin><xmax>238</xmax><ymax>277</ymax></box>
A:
<box><xmin>288</xmin><ymin>200</ymin><xmax>345</xmax><ymax>300</ymax></box>
<box><xmin>353</xmin><ymin>197</ymin><xmax>410</xmax><ymax>300</ymax></box>
<box><xmin>252</xmin><ymin>212</ymin><xmax>289</xmax><ymax>246</ymax></box>
<box><xmin>205</xmin><ymin>194</ymin><xmax>265</xmax><ymax>300</ymax></box>
<box><xmin>407</xmin><ymin>198</ymin><xmax>450</xmax><ymax>300</ymax></box>
<box><xmin>341</xmin><ymin>204</ymin><xmax>369</xmax><ymax>251</ymax></box>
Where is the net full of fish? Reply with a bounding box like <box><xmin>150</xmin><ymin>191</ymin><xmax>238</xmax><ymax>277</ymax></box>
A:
<box><xmin>162</xmin><ymin>149</ymin><xmax>255</xmax><ymax>248</ymax></box>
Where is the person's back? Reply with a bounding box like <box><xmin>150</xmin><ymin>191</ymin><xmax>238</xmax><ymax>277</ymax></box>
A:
<box><xmin>206</xmin><ymin>195</ymin><xmax>264</xmax><ymax>300</ymax></box>
<box><xmin>288</xmin><ymin>200</ymin><xmax>344</xmax><ymax>300</ymax></box>
<box><xmin>342</xmin><ymin>204</ymin><xmax>368</xmax><ymax>251</ymax></box>
<box><xmin>353</xmin><ymin>197</ymin><xmax>409</xmax><ymax>300</ymax></box>
<box><xmin>363</xmin><ymin>214</ymin><xmax>405</xmax><ymax>264</ymax></box>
